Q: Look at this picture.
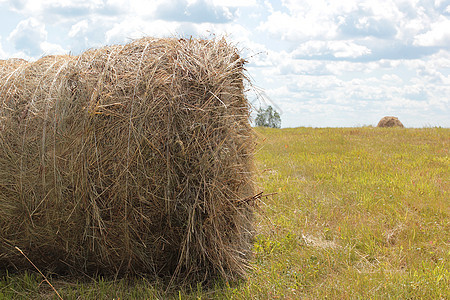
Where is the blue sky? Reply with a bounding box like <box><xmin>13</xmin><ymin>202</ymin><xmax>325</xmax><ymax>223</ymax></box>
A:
<box><xmin>0</xmin><ymin>0</ymin><xmax>449</xmax><ymax>127</ymax></box>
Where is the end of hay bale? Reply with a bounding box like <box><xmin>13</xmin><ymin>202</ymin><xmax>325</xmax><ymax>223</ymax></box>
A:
<box><xmin>377</xmin><ymin>116</ymin><xmax>404</xmax><ymax>128</ymax></box>
<box><xmin>0</xmin><ymin>37</ymin><xmax>256</xmax><ymax>284</ymax></box>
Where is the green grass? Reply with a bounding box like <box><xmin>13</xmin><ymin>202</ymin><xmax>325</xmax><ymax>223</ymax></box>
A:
<box><xmin>1</xmin><ymin>127</ymin><xmax>449</xmax><ymax>299</ymax></box>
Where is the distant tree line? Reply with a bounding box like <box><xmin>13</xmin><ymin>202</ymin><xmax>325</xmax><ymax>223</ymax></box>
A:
<box><xmin>255</xmin><ymin>106</ymin><xmax>281</xmax><ymax>128</ymax></box>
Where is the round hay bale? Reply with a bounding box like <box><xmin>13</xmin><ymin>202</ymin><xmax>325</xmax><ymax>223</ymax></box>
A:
<box><xmin>0</xmin><ymin>37</ymin><xmax>256</xmax><ymax>283</ymax></box>
<box><xmin>377</xmin><ymin>116</ymin><xmax>404</xmax><ymax>128</ymax></box>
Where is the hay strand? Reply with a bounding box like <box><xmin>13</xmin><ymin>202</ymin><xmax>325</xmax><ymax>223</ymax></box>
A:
<box><xmin>15</xmin><ymin>247</ymin><xmax>63</xmax><ymax>299</ymax></box>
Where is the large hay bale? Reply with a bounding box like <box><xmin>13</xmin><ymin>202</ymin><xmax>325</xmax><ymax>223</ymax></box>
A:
<box><xmin>377</xmin><ymin>116</ymin><xmax>404</xmax><ymax>128</ymax></box>
<box><xmin>0</xmin><ymin>37</ymin><xmax>255</xmax><ymax>283</ymax></box>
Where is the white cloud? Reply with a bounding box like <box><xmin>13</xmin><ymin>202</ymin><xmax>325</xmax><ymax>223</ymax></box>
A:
<box><xmin>3</xmin><ymin>0</ymin><xmax>130</xmax><ymax>29</ymax></box>
<box><xmin>0</xmin><ymin>36</ymin><xmax>7</xmax><ymax>58</ymax></box>
<box><xmin>259</xmin><ymin>0</ymin><xmax>403</xmax><ymax>42</ymax></box>
<box><xmin>7</xmin><ymin>17</ymin><xmax>47</xmax><ymax>57</ymax></box>
<box><xmin>104</xmin><ymin>16</ymin><xmax>254</xmax><ymax>48</ymax></box>
<box><xmin>153</xmin><ymin>0</ymin><xmax>237</xmax><ymax>23</ymax></box>
<box><xmin>105</xmin><ymin>18</ymin><xmax>180</xmax><ymax>44</ymax></box>
<box><xmin>293</xmin><ymin>40</ymin><xmax>371</xmax><ymax>59</ymax></box>
<box><xmin>428</xmin><ymin>50</ymin><xmax>450</xmax><ymax>69</ymax></box>
<box><xmin>381</xmin><ymin>74</ymin><xmax>403</xmax><ymax>84</ymax></box>
<box><xmin>68</xmin><ymin>20</ymin><xmax>89</xmax><ymax>38</ymax></box>
<box><xmin>257</xmin><ymin>11</ymin><xmax>337</xmax><ymax>41</ymax></box>
<box><xmin>211</xmin><ymin>0</ymin><xmax>256</xmax><ymax>6</ymax></box>
<box><xmin>5</xmin><ymin>17</ymin><xmax>66</xmax><ymax>58</ymax></box>
<box><xmin>281</xmin><ymin>0</ymin><xmax>358</xmax><ymax>19</ymax></box>
<box><xmin>40</xmin><ymin>41</ymin><xmax>66</xmax><ymax>55</ymax></box>
<box><xmin>413</xmin><ymin>16</ymin><xmax>450</xmax><ymax>46</ymax></box>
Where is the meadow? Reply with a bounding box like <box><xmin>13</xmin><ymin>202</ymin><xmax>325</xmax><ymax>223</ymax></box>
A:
<box><xmin>1</xmin><ymin>127</ymin><xmax>448</xmax><ymax>299</ymax></box>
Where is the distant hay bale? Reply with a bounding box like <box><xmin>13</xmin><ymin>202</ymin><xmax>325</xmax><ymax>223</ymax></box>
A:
<box><xmin>377</xmin><ymin>116</ymin><xmax>404</xmax><ymax>128</ymax></box>
<box><xmin>0</xmin><ymin>37</ymin><xmax>256</xmax><ymax>283</ymax></box>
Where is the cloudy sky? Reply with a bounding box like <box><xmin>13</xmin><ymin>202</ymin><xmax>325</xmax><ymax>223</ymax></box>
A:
<box><xmin>0</xmin><ymin>0</ymin><xmax>449</xmax><ymax>127</ymax></box>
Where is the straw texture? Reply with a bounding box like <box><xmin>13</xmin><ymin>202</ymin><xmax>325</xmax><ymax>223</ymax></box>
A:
<box><xmin>377</xmin><ymin>116</ymin><xmax>404</xmax><ymax>128</ymax></box>
<box><xmin>0</xmin><ymin>37</ymin><xmax>255</xmax><ymax>283</ymax></box>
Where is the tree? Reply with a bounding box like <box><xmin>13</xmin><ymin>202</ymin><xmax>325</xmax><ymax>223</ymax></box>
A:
<box><xmin>255</xmin><ymin>106</ymin><xmax>281</xmax><ymax>128</ymax></box>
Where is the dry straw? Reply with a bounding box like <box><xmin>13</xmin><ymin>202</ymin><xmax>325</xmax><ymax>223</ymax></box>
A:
<box><xmin>0</xmin><ymin>37</ymin><xmax>256</xmax><ymax>284</ymax></box>
<box><xmin>377</xmin><ymin>116</ymin><xmax>404</xmax><ymax>128</ymax></box>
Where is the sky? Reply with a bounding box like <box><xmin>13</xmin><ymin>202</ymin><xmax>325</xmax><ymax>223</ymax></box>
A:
<box><xmin>0</xmin><ymin>0</ymin><xmax>449</xmax><ymax>128</ymax></box>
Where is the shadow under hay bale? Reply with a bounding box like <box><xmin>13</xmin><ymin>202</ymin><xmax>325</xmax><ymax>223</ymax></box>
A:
<box><xmin>0</xmin><ymin>37</ymin><xmax>256</xmax><ymax>284</ymax></box>
<box><xmin>377</xmin><ymin>116</ymin><xmax>404</xmax><ymax>128</ymax></box>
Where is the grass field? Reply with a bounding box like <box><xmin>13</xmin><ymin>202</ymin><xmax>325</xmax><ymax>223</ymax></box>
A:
<box><xmin>1</xmin><ymin>127</ymin><xmax>449</xmax><ymax>299</ymax></box>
